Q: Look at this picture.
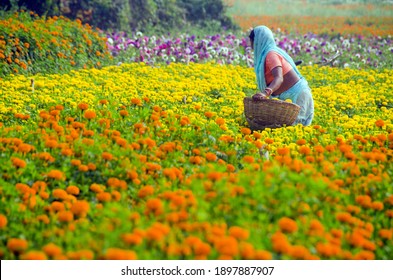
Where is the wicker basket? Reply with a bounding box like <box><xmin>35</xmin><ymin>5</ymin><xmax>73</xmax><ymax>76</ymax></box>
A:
<box><xmin>243</xmin><ymin>97</ymin><xmax>300</xmax><ymax>130</ymax></box>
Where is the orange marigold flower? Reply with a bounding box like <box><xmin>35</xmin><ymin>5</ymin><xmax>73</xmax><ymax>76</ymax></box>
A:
<box><xmin>354</xmin><ymin>250</ymin><xmax>375</xmax><ymax>260</ymax></box>
<box><xmin>375</xmin><ymin>119</ymin><xmax>385</xmax><ymax>127</ymax></box>
<box><xmin>355</xmin><ymin>195</ymin><xmax>372</xmax><ymax>208</ymax></box>
<box><xmin>239</xmin><ymin>242</ymin><xmax>255</xmax><ymax>259</ymax></box>
<box><xmin>194</xmin><ymin>242</ymin><xmax>211</xmax><ymax>256</ymax></box>
<box><xmin>51</xmin><ymin>201</ymin><xmax>65</xmax><ymax>212</ymax></box>
<box><xmin>32</xmin><ymin>181</ymin><xmax>47</xmax><ymax>192</ymax></box>
<box><xmin>131</xmin><ymin>98</ymin><xmax>142</xmax><ymax>106</ymax></box>
<box><xmin>215</xmin><ymin>118</ymin><xmax>225</xmax><ymax>125</ymax></box>
<box><xmin>278</xmin><ymin>217</ymin><xmax>298</xmax><ymax>233</ymax></box>
<box><xmin>122</xmin><ymin>233</ymin><xmax>143</xmax><ymax>246</ymax></box>
<box><xmin>53</xmin><ymin>189</ymin><xmax>68</xmax><ymax>200</ymax></box>
<box><xmin>226</xmin><ymin>164</ymin><xmax>236</xmax><ymax>172</ymax></box>
<box><xmin>371</xmin><ymin>201</ymin><xmax>384</xmax><ymax>211</ymax></box>
<box><xmin>378</xmin><ymin>229</ymin><xmax>393</xmax><ymax>240</ymax></box>
<box><xmin>296</xmin><ymin>139</ymin><xmax>307</xmax><ymax>145</ymax></box>
<box><xmin>255</xmin><ymin>249</ymin><xmax>272</xmax><ymax>260</ymax></box>
<box><xmin>146</xmin><ymin>198</ymin><xmax>163</xmax><ymax>213</ymax></box>
<box><xmin>70</xmin><ymin>200</ymin><xmax>90</xmax><ymax>217</ymax></box>
<box><xmin>67</xmin><ymin>250</ymin><xmax>94</xmax><ymax>260</ymax></box>
<box><xmin>47</xmin><ymin>170</ymin><xmax>65</xmax><ymax>180</ymax></box>
<box><xmin>87</xmin><ymin>163</ymin><xmax>96</xmax><ymax>171</ymax></box>
<box><xmin>204</xmin><ymin>111</ymin><xmax>214</xmax><ymax>118</ymax></box>
<box><xmin>84</xmin><ymin>110</ymin><xmax>96</xmax><ymax>120</ymax></box>
<box><xmin>66</xmin><ymin>186</ymin><xmax>80</xmax><ymax>195</ymax></box>
<box><xmin>299</xmin><ymin>146</ymin><xmax>311</xmax><ymax>155</ymax></box>
<box><xmin>336</xmin><ymin>212</ymin><xmax>352</xmax><ymax>223</ymax></box>
<box><xmin>7</xmin><ymin>238</ymin><xmax>28</xmax><ymax>253</ymax></box>
<box><xmin>277</xmin><ymin>147</ymin><xmax>290</xmax><ymax>156</ymax></box>
<box><xmin>102</xmin><ymin>152</ymin><xmax>113</xmax><ymax>161</ymax></box>
<box><xmin>240</xmin><ymin>127</ymin><xmax>251</xmax><ymax>135</ymax></box>
<box><xmin>0</xmin><ymin>214</ymin><xmax>8</xmax><ymax>229</ymax></box>
<box><xmin>97</xmin><ymin>192</ymin><xmax>111</xmax><ymax>202</ymax></box>
<box><xmin>242</xmin><ymin>155</ymin><xmax>254</xmax><ymax>164</ymax></box>
<box><xmin>78</xmin><ymin>164</ymin><xmax>89</xmax><ymax>172</ymax></box>
<box><xmin>11</xmin><ymin>157</ymin><xmax>26</xmax><ymax>168</ymax></box>
<box><xmin>20</xmin><ymin>251</ymin><xmax>47</xmax><ymax>260</ymax></box>
<box><xmin>57</xmin><ymin>211</ymin><xmax>74</xmax><ymax>222</ymax></box>
<box><xmin>215</xmin><ymin>236</ymin><xmax>239</xmax><ymax>256</ymax></box>
<box><xmin>42</xmin><ymin>243</ymin><xmax>62</xmax><ymax>257</ymax></box>
<box><xmin>78</xmin><ymin>103</ymin><xmax>89</xmax><ymax>110</ymax></box>
<box><xmin>18</xmin><ymin>143</ymin><xmax>34</xmax><ymax>153</ymax></box>
<box><xmin>205</xmin><ymin>152</ymin><xmax>217</xmax><ymax>162</ymax></box>
<box><xmin>138</xmin><ymin>185</ymin><xmax>155</xmax><ymax>198</ymax></box>
<box><xmin>105</xmin><ymin>248</ymin><xmax>137</xmax><ymax>260</ymax></box>
<box><xmin>229</xmin><ymin>226</ymin><xmax>250</xmax><ymax>240</ymax></box>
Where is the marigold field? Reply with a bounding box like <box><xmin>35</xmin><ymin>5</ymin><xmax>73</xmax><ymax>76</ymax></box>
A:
<box><xmin>0</xmin><ymin>62</ymin><xmax>392</xmax><ymax>260</ymax></box>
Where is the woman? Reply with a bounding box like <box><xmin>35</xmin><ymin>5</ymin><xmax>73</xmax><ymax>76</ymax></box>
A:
<box><xmin>249</xmin><ymin>25</ymin><xmax>314</xmax><ymax>126</ymax></box>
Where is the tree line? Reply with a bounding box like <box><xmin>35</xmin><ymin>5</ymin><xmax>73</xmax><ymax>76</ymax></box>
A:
<box><xmin>0</xmin><ymin>0</ymin><xmax>238</xmax><ymax>33</ymax></box>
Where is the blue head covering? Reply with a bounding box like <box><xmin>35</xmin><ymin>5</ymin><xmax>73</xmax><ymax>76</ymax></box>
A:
<box><xmin>253</xmin><ymin>26</ymin><xmax>302</xmax><ymax>92</ymax></box>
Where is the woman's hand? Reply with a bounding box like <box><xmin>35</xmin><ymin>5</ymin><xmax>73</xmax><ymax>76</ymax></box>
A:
<box><xmin>252</xmin><ymin>92</ymin><xmax>267</xmax><ymax>101</ymax></box>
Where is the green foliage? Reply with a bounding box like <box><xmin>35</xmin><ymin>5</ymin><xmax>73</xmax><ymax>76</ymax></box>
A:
<box><xmin>0</xmin><ymin>11</ymin><xmax>112</xmax><ymax>77</ymax></box>
<box><xmin>0</xmin><ymin>0</ymin><xmax>239</xmax><ymax>34</ymax></box>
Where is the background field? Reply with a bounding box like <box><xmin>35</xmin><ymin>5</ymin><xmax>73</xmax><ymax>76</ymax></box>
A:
<box><xmin>224</xmin><ymin>0</ymin><xmax>393</xmax><ymax>35</ymax></box>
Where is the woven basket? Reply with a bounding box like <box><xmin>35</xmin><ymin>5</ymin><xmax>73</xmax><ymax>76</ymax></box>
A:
<box><xmin>243</xmin><ymin>97</ymin><xmax>300</xmax><ymax>130</ymax></box>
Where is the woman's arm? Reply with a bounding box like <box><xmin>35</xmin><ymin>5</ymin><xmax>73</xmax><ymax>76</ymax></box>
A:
<box><xmin>265</xmin><ymin>66</ymin><xmax>283</xmax><ymax>97</ymax></box>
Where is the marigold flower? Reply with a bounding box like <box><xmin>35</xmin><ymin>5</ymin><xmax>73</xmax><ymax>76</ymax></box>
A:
<box><xmin>104</xmin><ymin>248</ymin><xmax>137</xmax><ymax>260</ymax></box>
<box><xmin>78</xmin><ymin>164</ymin><xmax>89</xmax><ymax>172</ymax></box>
<box><xmin>375</xmin><ymin>119</ymin><xmax>385</xmax><ymax>127</ymax></box>
<box><xmin>138</xmin><ymin>185</ymin><xmax>155</xmax><ymax>198</ymax></box>
<box><xmin>47</xmin><ymin>170</ymin><xmax>65</xmax><ymax>180</ymax></box>
<box><xmin>204</xmin><ymin>111</ymin><xmax>214</xmax><ymax>118</ymax></box>
<box><xmin>146</xmin><ymin>198</ymin><xmax>163</xmax><ymax>215</ymax></box>
<box><xmin>53</xmin><ymin>189</ymin><xmax>68</xmax><ymax>200</ymax></box>
<box><xmin>11</xmin><ymin>157</ymin><xmax>26</xmax><ymax>168</ymax></box>
<box><xmin>90</xmin><ymin>183</ymin><xmax>104</xmax><ymax>193</ymax></box>
<box><xmin>66</xmin><ymin>186</ymin><xmax>80</xmax><ymax>195</ymax></box>
<box><xmin>57</xmin><ymin>211</ymin><xmax>74</xmax><ymax>222</ymax></box>
<box><xmin>242</xmin><ymin>155</ymin><xmax>254</xmax><ymax>164</ymax></box>
<box><xmin>215</xmin><ymin>236</ymin><xmax>239</xmax><ymax>256</ymax></box>
<box><xmin>131</xmin><ymin>98</ymin><xmax>142</xmax><ymax>106</ymax></box>
<box><xmin>7</xmin><ymin>238</ymin><xmax>28</xmax><ymax>252</ymax></box>
<box><xmin>240</xmin><ymin>127</ymin><xmax>251</xmax><ymax>135</ymax></box>
<box><xmin>18</xmin><ymin>143</ymin><xmax>34</xmax><ymax>153</ymax></box>
<box><xmin>0</xmin><ymin>214</ymin><xmax>8</xmax><ymax>229</ymax></box>
<box><xmin>84</xmin><ymin>110</ymin><xmax>96</xmax><ymax>120</ymax></box>
<box><xmin>296</xmin><ymin>139</ymin><xmax>307</xmax><ymax>145</ymax></box>
<box><xmin>97</xmin><ymin>192</ymin><xmax>111</xmax><ymax>202</ymax></box>
<box><xmin>102</xmin><ymin>152</ymin><xmax>113</xmax><ymax>161</ymax></box>
<box><xmin>67</xmin><ymin>250</ymin><xmax>94</xmax><ymax>260</ymax></box>
<box><xmin>278</xmin><ymin>217</ymin><xmax>298</xmax><ymax>233</ymax></box>
<box><xmin>336</xmin><ymin>212</ymin><xmax>352</xmax><ymax>222</ymax></box>
<box><xmin>371</xmin><ymin>201</ymin><xmax>384</xmax><ymax>211</ymax></box>
<box><xmin>78</xmin><ymin>103</ymin><xmax>89</xmax><ymax>110</ymax></box>
<box><xmin>20</xmin><ymin>251</ymin><xmax>47</xmax><ymax>260</ymax></box>
<box><xmin>215</xmin><ymin>117</ymin><xmax>225</xmax><ymax>125</ymax></box>
<box><xmin>42</xmin><ymin>243</ymin><xmax>62</xmax><ymax>258</ymax></box>
<box><xmin>70</xmin><ymin>200</ymin><xmax>90</xmax><ymax>216</ymax></box>
<box><xmin>378</xmin><ymin>229</ymin><xmax>392</xmax><ymax>240</ymax></box>
<box><xmin>229</xmin><ymin>226</ymin><xmax>250</xmax><ymax>240</ymax></box>
<box><xmin>51</xmin><ymin>201</ymin><xmax>65</xmax><ymax>212</ymax></box>
<box><xmin>277</xmin><ymin>147</ymin><xmax>290</xmax><ymax>156</ymax></box>
<box><xmin>254</xmin><ymin>249</ymin><xmax>273</xmax><ymax>260</ymax></box>
<box><xmin>354</xmin><ymin>250</ymin><xmax>375</xmax><ymax>260</ymax></box>
<box><xmin>122</xmin><ymin>233</ymin><xmax>143</xmax><ymax>246</ymax></box>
